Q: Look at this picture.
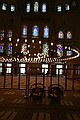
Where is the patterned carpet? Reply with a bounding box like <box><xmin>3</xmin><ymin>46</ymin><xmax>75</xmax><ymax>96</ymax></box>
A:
<box><xmin>0</xmin><ymin>89</ymin><xmax>80</xmax><ymax>120</ymax></box>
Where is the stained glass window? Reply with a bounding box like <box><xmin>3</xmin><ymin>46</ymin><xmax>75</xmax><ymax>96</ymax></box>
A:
<box><xmin>11</xmin><ymin>5</ymin><xmax>15</xmax><ymax>12</ymax></box>
<box><xmin>22</xmin><ymin>26</ymin><xmax>27</xmax><ymax>38</ymax></box>
<box><xmin>2</xmin><ymin>3</ymin><xmax>7</xmax><ymax>10</ymax></box>
<box><xmin>42</xmin><ymin>3</ymin><xmax>46</xmax><ymax>13</ymax></box>
<box><xmin>34</xmin><ymin>1</ymin><xmax>39</xmax><ymax>12</ymax></box>
<box><xmin>57</xmin><ymin>44</ymin><xmax>63</xmax><ymax>57</ymax></box>
<box><xmin>0</xmin><ymin>43</ymin><xmax>4</xmax><ymax>53</ymax></box>
<box><xmin>21</xmin><ymin>44</ymin><xmax>27</xmax><ymax>55</ymax></box>
<box><xmin>72</xmin><ymin>0</ymin><xmax>76</xmax><ymax>7</ymax></box>
<box><xmin>58</xmin><ymin>31</ymin><xmax>64</xmax><ymax>39</ymax></box>
<box><xmin>7</xmin><ymin>30</ymin><xmax>12</xmax><ymax>38</ymax></box>
<box><xmin>43</xmin><ymin>26</ymin><xmax>49</xmax><ymax>38</ymax></box>
<box><xmin>57</xmin><ymin>5</ymin><xmax>62</xmax><ymax>12</ymax></box>
<box><xmin>43</xmin><ymin>43</ymin><xmax>49</xmax><ymax>56</ymax></box>
<box><xmin>0</xmin><ymin>30</ymin><xmax>4</xmax><ymax>38</ymax></box>
<box><xmin>8</xmin><ymin>43</ymin><xmax>12</xmax><ymax>55</ymax></box>
<box><xmin>65</xmin><ymin>3</ymin><xmax>70</xmax><ymax>10</ymax></box>
<box><xmin>67</xmin><ymin>31</ymin><xmax>72</xmax><ymax>39</ymax></box>
<box><xmin>26</xmin><ymin>3</ymin><xmax>30</xmax><ymax>12</ymax></box>
<box><xmin>32</xmin><ymin>26</ymin><xmax>39</xmax><ymax>37</ymax></box>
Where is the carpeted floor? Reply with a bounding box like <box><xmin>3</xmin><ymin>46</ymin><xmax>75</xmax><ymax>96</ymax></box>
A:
<box><xmin>0</xmin><ymin>89</ymin><xmax>80</xmax><ymax>120</ymax></box>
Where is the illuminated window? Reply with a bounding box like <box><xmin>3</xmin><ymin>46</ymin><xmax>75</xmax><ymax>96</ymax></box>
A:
<box><xmin>57</xmin><ymin>44</ymin><xmax>63</xmax><ymax>57</ymax></box>
<box><xmin>6</xmin><ymin>63</ymin><xmax>12</xmax><ymax>74</ymax></box>
<box><xmin>21</xmin><ymin>44</ymin><xmax>27</xmax><ymax>55</ymax></box>
<box><xmin>26</xmin><ymin>3</ymin><xmax>30</xmax><ymax>12</ymax></box>
<box><xmin>42</xmin><ymin>3</ymin><xmax>46</xmax><ymax>13</ymax></box>
<box><xmin>65</xmin><ymin>3</ymin><xmax>70</xmax><ymax>10</ymax></box>
<box><xmin>11</xmin><ymin>5</ymin><xmax>15</xmax><ymax>11</ymax></box>
<box><xmin>42</xmin><ymin>64</ymin><xmax>49</xmax><ymax>75</ymax></box>
<box><xmin>32</xmin><ymin>26</ymin><xmax>39</xmax><ymax>37</ymax></box>
<box><xmin>22</xmin><ymin>26</ymin><xmax>27</xmax><ymax>38</ymax></box>
<box><xmin>57</xmin><ymin>5</ymin><xmax>62</xmax><ymax>12</ymax></box>
<box><xmin>43</xmin><ymin>26</ymin><xmax>49</xmax><ymax>38</ymax></box>
<box><xmin>56</xmin><ymin>64</ymin><xmax>63</xmax><ymax>75</ymax></box>
<box><xmin>19</xmin><ymin>64</ymin><xmax>26</xmax><ymax>74</ymax></box>
<box><xmin>43</xmin><ymin>43</ymin><xmax>49</xmax><ymax>56</ymax></box>
<box><xmin>8</xmin><ymin>43</ymin><xmax>12</xmax><ymax>55</ymax></box>
<box><xmin>2</xmin><ymin>3</ymin><xmax>7</xmax><ymax>10</ymax></box>
<box><xmin>0</xmin><ymin>43</ymin><xmax>4</xmax><ymax>53</ymax></box>
<box><xmin>0</xmin><ymin>30</ymin><xmax>4</xmax><ymax>38</ymax></box>
<box><xmin>34</xmin><ymin>1</ymin><xmax>39</xmax><ymax>12</ymax></box>
<box><xmin>72</xmin><ymin>0</ymin><xmax>76</xmax><ymax>7</ymax></box>
<box><xmin>67</xmin><ymin>31</ymin><xmax>72</xmax><ymax>39</ymax></box>
<box><xmin>58</xmin><ymin>31</ymin><xmax>64</xmax><ymax>39</ymax></box>
<box><xmin>7</xmin><ymin>30</ymin><xmax>12</xmax><ymax>38</ymax></box>
<box><xmin>67</xmin><ymin>51</ymin><xmax>72</xmax><ymax>56</ymax></box>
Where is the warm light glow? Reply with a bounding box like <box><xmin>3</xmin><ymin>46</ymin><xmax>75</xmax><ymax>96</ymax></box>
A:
<box><xmin>32</xmin><ymin>40</ymin><xmax>34</xmax><ymax>43</ymax></box>
<box><xmin>51</xmin><ymin>43</ymin><xmax>53</xmax><ymax>46</ymax></box>
<box><xmin>17</xmin><ymin>39</ymin><xmax>19</xmax><ymax>42</ymax></box>
<box><xmin>9</xmin><ymin>38</ymin><xmax>11</xmax><ymax>41</ymax></box>
<box><xmin>0</xmin><ymin>46</ymin><xmax>79</xmax><ymax>63</ymax></box>
<box><xmin>16</xmin><ymin>43</ymin><xmax>18</xmax><ymax>46</ymax></box>
<box><xmin>39</xmin><ymin>41</ymin><xmax>41</xmax><ymax>44</ymax></box>
<box><xmin>25</xmin><ymin>39</ymin><xmax>27</xmax><ymax>42</ymax></box>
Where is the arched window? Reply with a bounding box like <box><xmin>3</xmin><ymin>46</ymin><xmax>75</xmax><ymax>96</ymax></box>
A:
<box><xmin>67</xmin><ymin>31</ymin><xmax>72</xmax><ymax>39</ymax></box>
<box><xmin>0</xmin><ymin>30</ymin><xmax>4</xmax><ymax>38</ymax></box>
<box><xmin>32</xmin><ymin>25</ymin><xmax>39</xmax><ymax>38</ymax></box>
<box><xmin>57</xmin><ymin>4</ymin><xmax>62</xmax><ymax>12</ymax></box>
<box><xmin>72</xmin><ymin>0</ymin><xmax>76</xmax><ymax>7</ymax></box>
<box><xmin>7</xmin><ymin>43</ymin><xmax>12</xmax><ymax>55</ymax></box>
<box><xmin>58</xmin><ymin>31</ymin><xmax>64</xmax><ymax>39</ymax></box>
<box><xmin>7</xmin><ymin>30</ymin><xmax>12</xmax><ymax>38</ymax></box>
<box><xmin>2</xmin><ymin>3</ymin><xmax>7</xmax><ymax>10</ymax></box>
<box><xmin>42</xmin><ymin>3</ymin><xmax>46</xmax><ymax>13</ymax></box>
<box><xmin>65</xmin><ymin>3</ymin><xmax>70</xmax><ymax>11</ymax></box>
<box><xmin>43</xmin><ymin>43</ymin><xmax>49</xmax><ymax>56</ymax></box>
<box><xmin>34</xmin><ymin>1</ymin><xmax>39</xmax><ymax>12</ymax></box>
<box><xmin>43</xmin><ymin>26</ymin><xmax>49</xmax><ymax>38</ymax></box>
<box><xmin>26</xmin><ymin>3</ymin><xmax>30</xmax><ymax>12</ymax></box>
<box><xmin>57</xmin><ymin>44</ymin><xmax>63</xmax><ymax>57</ymax></box>
<box><xmin>21</xmin><ymin>44</ymin><xmax>27</xmax><ymax>55</ymax></box>
<box><xmin>0</xmin><ymin>43</ymin><xmax>4</xmax><ymax>53</ymax></box>
<box><xmin>10</xmin><ymin>4</ymin><xmax>15</xmax><ymax>12</ymax></box>
<box><xmin>22</xmin><ymin>26</ymin><xmax>27</xmax><ymax>38</ymax></box>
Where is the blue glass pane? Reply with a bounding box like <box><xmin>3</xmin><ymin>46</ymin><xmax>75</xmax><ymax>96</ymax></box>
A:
<box><xmin>0</xmin><ymin>46</ymin><xmax>3</xmax><ymax>53</ymax></box>
<box><xmin>43</xmin><ymin>43</ymin><xmax>49</xmax><ymax>56</ymax></box>
<box><xmin>57</xmin><ymin>45</ymin><xmax>63</xmax><ymax>56</ymax></box>
<box><xmin>8</xmin><ymin>46</ymin><xmax>12</xmax><ymax>54</ymax></box>
<box><xmin>26</xmin><ymin>3</ymin><xmax>30</xmax><ymax>12</ymax></box>
<box><xmin>42</xmin><ymin>4</ymin><xmax>46</xmax><ymax>12</ymax></box>
<box><xmin>32</xmin><ymin>26</ymin><xmax>39</xmax><ymax>37</ymax></box>
<box><xmin>43</xmin><ymin>27</ymin><xmax>49</xmax><ymax>38</ymax></box>
<box><xmin>34</xmin><ymin>2</ymin><xmax>38</xmax><ymax>12</ymax></box>
<box><xmin>22</xmin><ymin>26</ymin><xmax>27</xmax><ymax>38</ymax></box>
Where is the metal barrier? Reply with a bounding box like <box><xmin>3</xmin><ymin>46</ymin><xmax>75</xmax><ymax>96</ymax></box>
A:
<box><xmin>0</xmin><ymin>65</ymin><xmax>80</xmax><ymax>93</ymax></box>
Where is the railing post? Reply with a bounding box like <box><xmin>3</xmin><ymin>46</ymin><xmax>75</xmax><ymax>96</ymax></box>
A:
<box><xmin>65</xmin><ymin>68</ymin><xmax>67</xmax><ymax>90</ymax></box>
<box><xmin>50</xmin><ymin>68</ymin><xmax>52</xmax><ymax>86</ymax></box>
<box><xmin>18</xmin><ymin>64</ymin><xmax>20</xmax><ymax>89</ymax></box>
<box><xmin>35</xmin><ymin>68</ymin><xmax>37</xmax><ymax>88</ymax></box>
<box><xmin>72</xmin><ymin>68</ymin><xmax>74</xmax><ymax>91</ymax></box>
<box><xmin>11</xmin><ymin>62</ymin><xmax>13</xmax><ymax>89</ymax></box>
<box><xmin>58</xmin><ymin>68</ymin><xmax>59</xmax><ymax>86</ymax></box>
